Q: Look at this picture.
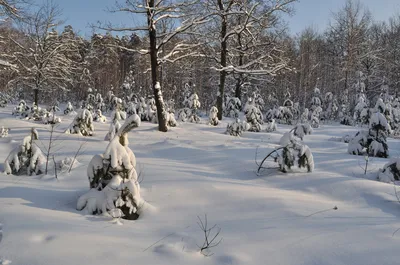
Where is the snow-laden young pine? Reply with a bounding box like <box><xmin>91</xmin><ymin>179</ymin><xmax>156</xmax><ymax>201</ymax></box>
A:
<box><xmin>265</xmin><ymin>119</ymin><xmax>277</xmax><ymax>132</ymax></box>
<box><xmin>244</xmin><ymin>100</ymin><xmax>263</xmax><ymax>132</ymax></box>
<box><xmin>77</xmin><ymin>114</ymin><xmax>143</xmax><ymax>220</ymax></box>
<box><xmin>0</xmin><ymin>126</ymin><xmax>9</xmax><ymax>138</ymax></box>
<box><xmin>65</xmin><ymin>108</ymin><xmax>94</xmax><ymax>136</ymax></box>
<box><xmin>348</xmin><ymin>112</ymin><xmax>391</xmax><ymax>158</ymax></box>
<box><xmin>377</xmin><ymin>159</ymin><xmax>400</xmax><ymax>183</ymax></box>
<box><xmin>178</xmin><ymin>92</ymin><xmax>201</xmax><ymax>123</ymax></box>
<box><xmin>64</xmin><ymin>102</ymin><xmax>74</xmax><ymax>115</ymax></box>
<box><xmin>310</xmin><ymin>87</ymin><xmax>322</xmax><ymax>113</ymax></box>
<box><xmin>93</xmin><ymin>109</ymin><xmax>107</xmax><ymax>123</ymax></box>
<box><xmin>223</xmin><ymin>96</ymin><xmax>241</xmax><ymax>118</ymax></box>
<box><xmin>323</xmin><ymin>92</ymin><xmax>338</xmax><ymax>121</ymax></box>
<box><xmin>353</xmin><ymin>96</ymin><xmax>369</xmax><ymax>125</ymax></box>
<box><xmin>146</xmin><ymin>98</ymin><xmax>157</xmax><ymax>123</ymax></box>
<box><xmin>105</xmin><ymin>106</ymin><xmax>127</xmax><ymax>141</ymax></box>
<box><xmin>4</xmin><ymin>128</ymin><xmax>45</xmax><ymax>175</ymax></box>
<box><xmin>277</xmin><ymin>140</ymin><xmax>314</xmax><ymax>173</ymax></box>
<box><xmin>208</xmin><ymin>106</ymin><xmax>219</xmax><ymax>126</ymax></box>
<box><xmin>226</xmin><ymin>118</ymin><xmax>249</xmax><ymax>136</ymax></box>
<box><xmin>12</xmin><ymin>100</ymin><xmax>30</xmax><ymax>117</ymax></box>
<box><xmin>310</xmin><ymin>106</ymin><xmax>322</xmax><ymax>128</ymax></box>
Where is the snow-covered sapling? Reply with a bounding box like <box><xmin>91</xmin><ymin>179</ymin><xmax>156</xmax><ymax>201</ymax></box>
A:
<box><xmin>244</xmin><ymin>105</ymin><xmax>262</xmax><ymax>132</ymax></box>
<box><xmin>265</xmin><ymin>119</ymin><xmax>277</xmax><ymax>132</ymax></box>
<box><xmin>64</xmin><ymin>102</ymin><xmax>74</xmax><ymax>115</ymax></box>
<box><xmin>226</xmin><ymin>118</ymin><xmax>249</xmax><ymax>136</ymax></box>
<box><xmin>188</xmin><ymin>93</ymin><xmax>201</xmax><ymax>123</ymax></box>
<box><xmin>348</xmin><ymin>112</ymin><xmax>391</xmax><ymax>158</ymax></box>
<box><xmin>378</xmin><ymin>159</ymin><xmax>400</xmax><ymax>183</ymax></box>
<box><xmin>65</xmin><ymin>108</ymin><xmax>94</xmax><ymax>136</ymax></box>
<box><xmin>105</xmin><ymin>106</ymin><xmax>127</xmax><ymax>141</ymax></box>
<box><xmin>0</xmin><ymin>126</ymin><xmax>9</xmax><ymax>138</ymax></box>
<box><xmin>12</xmin><ymin>100</ymin><xmax>30</xmax><ymax>117</ymax></box>
<box><xmin>77</xmin><ymin>114</ymin><xmax>143</xmax><ymax>220</ymax></box>
<box><xmin>208</xmin><ymin>106</ymin><xmax>219</xmax><ymax>126</ymax></box>
<box><xmin>223</xmin><ymin>97</ymin><xmax>241</xmax><ymax>118</ymax></box>
<box><xmin>147</xmin><ymin>98</ymin><xmax>157</xmax><ymax>123</ymax></box>
<box><xmin>4</xmin><ymin>128</ymin><xmax>45</xmax><ymax>175</ymax></box>
<box><xmin>93</xmin><ymin>109</ymin><xmax>107</xmax><ymax>123</ymax></box>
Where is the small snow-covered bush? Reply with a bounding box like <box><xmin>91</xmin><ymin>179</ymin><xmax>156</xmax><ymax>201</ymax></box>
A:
<box><xmin>147</xmin><ymin>98</ymin><xmax>157</xmax><ymax>123</ymax></box>
<box><xmin>105</xmin><ymin>108</ymin><xmax>127</xmax><ymax>141</ymax></box>
<box><xmin>58</xmin><ymin>157</ymin><xmax>80</xmax><ymax>172</ymax></box>
<box><xmin>348</xmin><ymin>112</ymin><xmax>390</xmax><ymax>158</ymax></box>
<box><xmin>4</xmin><ymin>128</ymin><xmax>45</xmax><ymax>175</ymax></box>
<box><xmin>208</xmin><ymin>106</ymin><xmax>219</xmax><ymax>126</ymax></box>
<box><xmin>278</xmin><ymin>141</ymin><xmax>314</xmax><ymax>173</ymax></box>
<box><xmin>1</xmin><ymin>126</ymin><xmax>9</xmax><ymax>138</ymax></box>
<box><xmin>223</xmin><ymin>97</ymin><xmax>241</xmax><ymax>118</ymax></box>
<box><xmin>166</xmin><ymin>110</ymin><xmax>177</xmax><ymax>127</ymax></box>
<box><xmin>226</xmin><ymin>118</ymin><xmax>248</xmax><ymax>136</ymax></box>
<box><xmin>77</xmin><ymin>114</ymin><xmax>143</xmax><ymax>220</ymax></box>
<box><xmin>265</xmin><ymin>119</ymin><xmax>277</xmax><ymax>132</ymax></box>
<box><xmin>244</xmin><ymin>105</ymin><xmax>262</xmax><ymax>132</ymax></box>
<box><xmin>65</xmin><ymin>109</ymin><xmax>94</xmax><ymax>136</ymax></box>
<box><xmin>93</xmin><ymin>109</ymin><xmax>107</xmax><ymax>123</ymax></box>
<box><xmin>12</xmin><ymin>100</ymin><xmax>30</xmax><ymax>117</ymax></box>
<box><xmin>279</xmin><ymin>124</ymin><xmax>312</xmax><ymax>146</ymax></box>
<box><xmin>64</xmin><ymin>102</ymin><xmax>74</xmax><ymax>115</ymax></box>
<box><xmin>378</xmin><ymin>159</ymin><xmax>400</xmax><ymax>183</ymax></box>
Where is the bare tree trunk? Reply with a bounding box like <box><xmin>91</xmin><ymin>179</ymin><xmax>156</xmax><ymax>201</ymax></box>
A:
<box><xmin>148</xmin><ymin>0</ymin><xmax>168</xmax><ymax>132</ymax></box>
<box><xmin>217</xmin><ymin>0</ymin><xmax>227</xmax><ymax>120</ymax></box>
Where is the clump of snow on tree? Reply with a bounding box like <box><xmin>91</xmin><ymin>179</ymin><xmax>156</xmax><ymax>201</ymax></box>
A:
<box><xmin>265</xmin><ymin>119</ymin><xmax>277</xmax><ymax>132</ymax></box>
<box><xmin>77</xmin><ymin>114</ymin><xmax>143</xmax><ymax>220</ymax></box>
<box><xmin>64</xmin><ymin>102</ymin><xmax>75</xmax><ymax>115</ymax></box>
<box><xmin>105</xmin><ymin>106</ymin><xmax>127</xmax><ymax>141</ymax></box>
<box><xmin>0</xmin><ymin>126</ymin><xmax>9</xmax><ymax>138</ymax></box>
<box><xmin>378</xmin><ymin>159</ymin><xmax>400</xmax><ymax>183</ymax></box>
<box><xmin>208</xmin><ymin>106</ymin><xmax>219</xmax><ymax>126</ymax></box>
<box><xmin>223</xmin><ymin>96</ymin><xmax>241</xmax><ymax>118</ymax></box>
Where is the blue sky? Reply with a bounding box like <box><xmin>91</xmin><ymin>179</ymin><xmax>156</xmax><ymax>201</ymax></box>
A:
<box><xmin>33</xmin><ymin>0</ymin><xmax>400</xmax><ymax>37</ymax></box>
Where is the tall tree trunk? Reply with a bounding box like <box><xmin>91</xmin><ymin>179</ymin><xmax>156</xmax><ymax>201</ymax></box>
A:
<box><xmin>217</xmin><ymin>0</ymin><xmax>227</xmax><ymax>120</ymax></box>
<box><xmin>34</xmin><ymin>88</ymin><xmax>38</xmax><ymax>106</ymax></box>
<box><xmin>148</xmin><ymin>0</ymin><xmax>168</xmax><ymax>132</ymax></box>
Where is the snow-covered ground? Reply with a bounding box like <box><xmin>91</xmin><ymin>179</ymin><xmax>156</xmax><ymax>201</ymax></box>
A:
<box><xmin>1</xmin><ymin>105</ymin><xmax>400</xmax><ymax>265</ymax></box>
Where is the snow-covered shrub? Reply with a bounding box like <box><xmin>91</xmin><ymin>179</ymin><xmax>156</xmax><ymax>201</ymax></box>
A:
<box><xmin>310</xmin><ymin>107</ymin><xmax>322</xmax><ymax>128</ymax></box>
<box><xmin>64</xmin><ymin>102</ymin><xmax>74</xmax><ymax>115</ymax></box>
<box><xmin>208</xmin><ymin>106</ymin><xmax>219</xmax><ymax>126</ymax></box>
<box><xmin>378</xmin><ymin>159</ymin><xmax>400</xmax><ymax>183</ymax></box>
<box><xmin>300</xmin><ymin>108</ymin><xmax>309</xmax><ymax>123</ymax></box>
<box><xmin>348</xmin><ymin>112</ymin><xmax>390</xmax><ymax>158</ymax></box>
<box><xmin>0</xmin><ymin>126</ymin><xmax>9</xmax><ymax>138</ymax></box>
<box><xmin>177</xmin><ymin>108</ymin><xmax>191</xmax><ymax>122</ymax></box>
<box><xmin>105</xmin><ymin>108</ymin><xmax>127</xmax><ymax>141</ymax></box>
<box><xmin>58</xmin><ymin>157</ymin><xmax>79</xmax><ymax>172</ymax></box>
<box><xmin>187</xmin><ymin>93</ymin><xmax>201</xmax><ymax>123</ymax></box>
<box><xmin>265</xmin><ymin>106</ymin><xmax>282</xmax><ymax>121</ymax></box>
<box><xmin>323</xmin><ymin>92</ymin><xmax>338</xmax><ymax>120</ymax></box>
<box><xmin>93</xmin><ymin>109</ymin><xmax>107</xmax><ymax>123</ymax></box>
<box><xmin>146</xmin><ymin>98</ymin><xmax>157</xmax><ymax>123</ymax></box>
<box><xmin>310</xmin><ymin>87</ymin><xmax>322</xmax><ymax>112</ymax></box>
<box><xmin>42</xmin><ymin>111</ymin><xmax>61</xmax><ymax>125</ymax></box>
<box><xmin>223</xmin><ymin>97</ymin><xmax>241</xmax><ymax>118</ymax></box>
<box><xmin>244</xmin><ymin>105</ymin><xmax>262</xmax><ymax>132</ymax></box>
<box><xmin>226</xmin><ymin>118</ymin><xmax>248</xmax><ymax>136</ymax></box>
<box><xmin>77</xmin><ymin>114</ymin><xmax>143</xmax><ymax>220</ymax></box>
<box><xmin>165</xmin><ymin>110</ymin><xmax>177</xmax><ymax>127</ymax></box>
<box><xmin>4</xmin><ymin>128</ymin><xmax>45</xmax><ymax>175</ymax></box>
<box><xmin>277</xmin><ymin>141</ymin><xmax>314</xmax><ymax>173</ymax></box>
<box><xmin>265</xmin><ymin>119</ymin><xmax>277</xmax><ymax>132</ymax></box>
<box><xmin>65</xmin><ymin>109</ymin><xmax>94</xmax><ymax>136</ymax></box>
<box><xmin>12</xmin><ymin>100</ymin><xmax>30</xmax><ymax>117</ymax></box>
<box><xmin>138</xmin><ymin>97</ymin><xmax>147</xmax><ymax>121</ymax></box>
<box><xmin>126</xmin><ymin>102</ymin><xmax>137</xmax><ymax>116</ymax></box>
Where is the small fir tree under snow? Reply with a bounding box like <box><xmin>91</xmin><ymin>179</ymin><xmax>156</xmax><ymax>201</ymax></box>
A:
<box><xmin>244</xmin><ymin>104</ymin><xmax>263</xmax><ymax>132</ymax></box>
<box><xmin>208</xmin><ymin>106</ymin><xmax>219</xmax><ymax>126</ymax></box>
<box><xmin>147</xmin><ymin>98</ymin><xmax>157</xmax><ymax>123</ymax></box>
<box><xmin>310</xmin><ymin>87</ymin><xmax>322</xmax><ymax>113</ymax></box>
<box><xmin>0</xmin><ymin>126</ymin><xmax>9</xmax><ymax>138</ymax></box>
<box><xmin>277</xmin><ymin>140</ymin><xmax>314</xmax><ymax>173</ymax></box>
<box><xmin>353</xmin><ymin>96</ymin><xmax>369</xmax><ymax>125</ymax></box>
<box><xmin>93</xmin><ymin>109</ymin><xmax>107</xmax><ymax>123</ymax></box>
<box><xmin>12</xmin><ymin>100</ymin><xmax>30</xmax><ymax>117</ymax></box>
<box><xmin>105</xmin><ymin>106</ymin><xmax>127</xmax><ymax>141</ymax></box>
<box><xmin>378</xmin><ymin>159</ymin><xmax>400</xmax><ymax>183</ymax></box>
<box><xmin>64</xmin><ymin>102</ymin><xmax>74</xmax><ymax>115</ymax></box>
<box><xmin>280</xmin><ymin>124</ymin><xmax>313</xmax><ymax>146</ymax></box>
<box><xmin>188</xmin><ymin>93</ymin><xmax>201</xmax><ymax>123</ymax></box>
<box><xmin>65</xmin><ymin>108</ymin><xmax>94</xmax><ymax>136</ymax></box>
<box><xmin>223</xmin><ymin>97</ymin><xmax>241</xmax><ymax>118</ymax></box>
<box><xmin>226</xmin><ymin>118</ymin><xmax>249</xmax><ymax>136</ymax></box>
<box><xmin>265</xmin><ymin>119</ymin><xmax>277</xmax><ymax>132</ymax></box>
<box><xmin>4</xmin><ymin>128</ymin><xmax>45</xmax><ymax>175</ymax></box>
<box><xmin>348</xmin><ymin>112</ymin><xmax>391</xmax><ymax>158</ymax></box>
<box><xmin>138</xmin><ymin>97</ymin><xmax>148</xmax><ymax>121</ymax></box>
<box><xmin>77</xmin><ymin>114</ymin><xmax>143</xmax><ymax>220</ymax></box>
<box><xmin>323</xmin><ymin>92</ymin><xmax>338</xmax><ymax>120</ymax></box>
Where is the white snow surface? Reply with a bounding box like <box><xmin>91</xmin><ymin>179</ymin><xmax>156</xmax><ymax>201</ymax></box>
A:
<box><xmin>1</xmin><ymin>105</ymin><xmax>400</xmax><ymax>264</ymax></box>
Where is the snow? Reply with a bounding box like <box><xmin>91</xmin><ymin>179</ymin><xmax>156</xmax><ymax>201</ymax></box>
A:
<box><xmin>2</xmin><ymin>105</ymin><xmax>400</xmax><ymax>264</ymax></box>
